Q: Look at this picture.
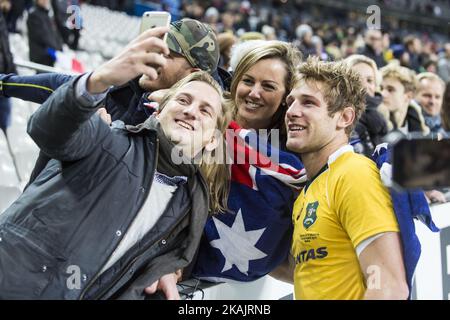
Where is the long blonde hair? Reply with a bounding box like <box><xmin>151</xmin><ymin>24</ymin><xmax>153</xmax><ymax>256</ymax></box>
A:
<box><xmin>158</xmin><ymin>71</ymin><xmax>233</xmax><ymax>214</ymax></box>
<box><xmin>344</xmin><ymin>54</ymin><xmax>381</xmax><ymax>88</ymax></box>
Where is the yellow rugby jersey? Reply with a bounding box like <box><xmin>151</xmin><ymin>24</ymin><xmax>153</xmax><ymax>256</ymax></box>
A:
<box><xmin>291</xmin><ymin>146</ymin><xmax>399</xmax><ymax>300</ymax></box>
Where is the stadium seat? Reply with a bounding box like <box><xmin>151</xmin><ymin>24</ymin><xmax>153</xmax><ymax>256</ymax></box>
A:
<box><xmin>0</xmin><ymin>185</ymin><xmax>21</xmax><ymax>214</ymax></box>
<box><xmin>13</xmin><ymin>149</ymin><xmax>39</xmax><ymax>183</ymax></box>
<box><xmin>0</xmin><ymin>130</ymin><xmax>20</xmax><ymax>187</ymax></box>
<box><xmin>4</xmin><ymin>124</ymin><xmax>39</xmax><ymax>183</ymax></box>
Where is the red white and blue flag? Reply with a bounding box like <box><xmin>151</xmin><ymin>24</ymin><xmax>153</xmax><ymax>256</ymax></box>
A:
<box><xmin>192</xmin><ymin>122</ymin><xmax>307</xmax><ymax>282</ymax></box>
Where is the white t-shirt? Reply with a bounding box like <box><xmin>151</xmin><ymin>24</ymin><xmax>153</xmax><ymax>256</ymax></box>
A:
<box><xmin>101</xmin><ymin>172</ymin><xmax>186</xmax><ymax>273</ymax></box>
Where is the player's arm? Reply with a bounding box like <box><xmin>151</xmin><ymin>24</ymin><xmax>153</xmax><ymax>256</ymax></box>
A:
<box><xmin>358</xmin><ymin>232</ymin><xmax>409</xmax><ymax>300</ymax></box>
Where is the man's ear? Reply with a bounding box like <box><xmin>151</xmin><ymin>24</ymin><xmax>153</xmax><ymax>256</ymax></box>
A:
<box><xmin>337</xmin><ymin>106</ymin><xmax>356</xmax><ymax>131</ymax></box>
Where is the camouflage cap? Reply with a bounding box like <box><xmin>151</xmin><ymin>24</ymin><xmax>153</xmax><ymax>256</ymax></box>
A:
<box><xmin>167</xmin><ymin>18</ymin><xmax>219</xmax><ymax>73</ymax></box>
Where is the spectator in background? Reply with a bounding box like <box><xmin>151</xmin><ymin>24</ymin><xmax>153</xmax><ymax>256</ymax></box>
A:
<box><xmin>0</xmin><ymin>0</ymin><xmax>16</xmax><ymax>134</ymax></box>
<box><xmin>423</xmin><ymin>58</ymin><xmax>438</xmax><ymax>74</ymax></box>
<box><xmin>27</xmin><ymin>0</ymin><xmax>63</xmax><ymax>67</ymax></box>
<box><xmin>51</xmin><ymin>0</ymin><xmax>82</xmax><ymax>50</ymax></box>
<box><xmin>415</xmin><ymin>72</ymin><xmax>447</xmax><ymax>137</ymax></box>
<box><xmin>391</xmin><ymin>44</ymin><xmax>410</xmax><ymax>68</ymax></box>
<box><xmin>261</xmin><ymin>25</ymin><xmax>277</xmax><ymax>41</ymax></box>
<box><xmin>294</xmin><ymin>24</ymin><xmax>316</xmax><ymax>59</ymax></box>
<box><xmin>340</xmin><ymin>34</ymin><xmax>358</xmax><ymax>58</ymax></box>
<box><xmin>378</xmin><ymin>64</ymin><xmax>447</xmax><ymax>204</ymax></box>
<box><xmin>51</xmin><ymin>0</ymin><xmax>69</xmax><ymax>44</ymax></box>
<box><xmin>182</xmin><ymin>1</ymin><xmax>204</xmax><ymax>21</ymax></box>
<box><xmin>437</xmin><ymin>43</ymin><xmax>450</xmax><ymax>83</ymax></box>
<box><xmin>324</xmin><ymin>38</ymin><xmax>342</xmax><ymax>60</ymax></box>
<box><xmin>404</xmin><ymin>35</ymin><xmax>424</xmax><ymax>72</ymax></box>
<box><xmin>415</xmin><ymin>73</ymin><xmax>448</xmax><ymax>204</ymax></box>
<box><xmin>358</xmin><ymin>29</ymin><xmax>386</xmax><ymax>68</ymax></box>
<box><xmin>5</xmin><ymin>0</ymin><xmax>26</xmax><ymax>33</ymax></box>
<box><xmin>311</xmin><ymin>35</ymin><xmax>329</xmax><ymax>61</ymax></box>
<box><xmin>378</xmin><ymin>62</ymin><xmax>429</xmax><ymax>135</ymax></box>
<box><xmin>217</xmin><ymin>32</ymin><xmax>237</xmax><ymax>71</ymax></box>
<box><xmin>204</xmin><ymin>6</ymin><xmax>220</xmax><ymax>33</ymax></box>
<box><xmin>345</xmin><ymin>54</ymin><xmax>388</xmax><ymax>157</ymax></box>
<box><xmin>220</xmin><ymin>12</ymin><xmax>235</xmax><ymax>34</ymax></box>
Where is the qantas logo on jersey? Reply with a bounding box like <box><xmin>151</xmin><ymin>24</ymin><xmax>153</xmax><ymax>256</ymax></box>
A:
<box><xmin>294</xmin><ymin>247</ymin><xmax>328</xmax><ymax>265</ymax></box>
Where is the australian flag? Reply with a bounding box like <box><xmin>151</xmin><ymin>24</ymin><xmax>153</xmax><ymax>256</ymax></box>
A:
<box><xmin>192</xmin><ymin>122</ymin><xmax>307</xmax><ymax>282</ymax></box>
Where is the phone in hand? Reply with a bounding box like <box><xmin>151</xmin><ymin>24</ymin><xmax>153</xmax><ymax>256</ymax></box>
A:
<box><xmin>139</xmin><ymin>11</ymin><xmax>171</xmax><ymax>43</ymax></box>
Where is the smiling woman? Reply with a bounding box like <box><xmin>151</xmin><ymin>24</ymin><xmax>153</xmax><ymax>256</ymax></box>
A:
<box><xmin>235</xmin><ymin>58</ymin><xmax>287</xmax><ymax>130</ymax></box>
<box><xmin>230</xmin><ymin>41</ymin><xmax>302</xmax><ymax>147</ymax></box>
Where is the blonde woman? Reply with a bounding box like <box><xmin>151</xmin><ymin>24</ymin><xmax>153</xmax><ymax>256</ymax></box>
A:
<box><xmin>345</xmin><ymin>54</ymin><xmax>388</xmax><ymax>156</ymax></box>
<box><xmin>230</xmin><ymin>40</ymin><xmax>302</xmax><ymax>148</ymax></box>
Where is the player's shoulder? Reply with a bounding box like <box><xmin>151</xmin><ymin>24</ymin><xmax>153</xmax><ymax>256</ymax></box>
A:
<box><xmin>330</xmin><ymin>151</ymin><xmax>379</xmax><ymax>182</ymax></box>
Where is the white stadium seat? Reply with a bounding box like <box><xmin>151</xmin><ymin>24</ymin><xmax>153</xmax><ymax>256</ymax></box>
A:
<box><xmin>0</xmin><ymin>186</ymin><xmax>22</xmax><ymax>215</ymax></box>
<box><xmin>0</xmin><ymin>130</ymin><xmax>20</xmax><ymax>187</ymax></box>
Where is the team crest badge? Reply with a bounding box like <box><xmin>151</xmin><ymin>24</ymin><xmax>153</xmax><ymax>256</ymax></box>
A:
<box><xmin>303</xmin><ymin>201</ymin><xmax>319</xmax><ymax>229</ymax></box>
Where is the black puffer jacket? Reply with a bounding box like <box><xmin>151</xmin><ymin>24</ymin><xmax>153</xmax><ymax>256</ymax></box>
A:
<box><xmin>355</xmin><ymin>94</ymin><xmax>388</xmax><ymax>156</ymax></box>
<box><xmin>0</xmin><ymin>77</ymin><xmax>209</xmax><ymax>299</ymax></box>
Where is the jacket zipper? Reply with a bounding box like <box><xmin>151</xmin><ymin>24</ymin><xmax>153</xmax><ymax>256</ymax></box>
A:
<box><xmin>78</xmin><ymin>137</ymin><xmax>159</xmax><ymax>300</ymax></box>
<box><xmin>93</xmin><ymin>204</ymin><xmax>190</xmax><ymax>300</ymax></box>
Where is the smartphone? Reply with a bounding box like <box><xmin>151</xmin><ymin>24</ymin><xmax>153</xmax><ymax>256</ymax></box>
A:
<box><xmin>139</xmin><ymin>11</ymin><xmax>171</xmax><ymax>42</ymax></box>
<box><xmin>392</xmin><ymin>137</ymin><xmax>450</xmax><ymax>189</ymax></box>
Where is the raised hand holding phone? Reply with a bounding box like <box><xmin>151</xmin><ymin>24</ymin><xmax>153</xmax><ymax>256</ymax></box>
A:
<box><xmin>140</xmin><ymin>11</ymin><xmax>172</xmax><ymax>43</ymax></box>
<box><xmin>87</xmin><ymin>26</ymin><xmax>170</xmax><ymax>94</ymax></box>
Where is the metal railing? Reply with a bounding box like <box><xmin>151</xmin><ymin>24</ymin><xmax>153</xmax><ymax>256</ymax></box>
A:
<box><xmin>14</xmin><ymin>58</ymin><xmax>81</xmax><ymax>75</ymax></box>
